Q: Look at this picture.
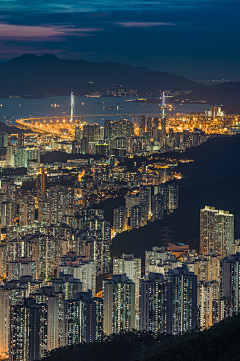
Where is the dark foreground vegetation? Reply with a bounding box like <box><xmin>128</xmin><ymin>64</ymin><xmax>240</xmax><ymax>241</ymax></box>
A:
<box><xmin>42</xmin><ymin>314</ymin><xmax>240</xmax><ymax>361</ymax></box>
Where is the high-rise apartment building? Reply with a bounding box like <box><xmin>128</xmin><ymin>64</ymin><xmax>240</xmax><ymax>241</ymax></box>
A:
<box><xmin>200</xmin><ymin>206</ymin><xmax>234</xmax><ymax>256</ymax></box>
<box><xmin>75</xmin><ymin>125</ymin><xmax>82</xmax><ymax>142</ymax></box>
<box><xmin>130</xmin><ymin>204</ymin><xmax>147</xmax><ymax>229</ymax></box>
<box><xmin>113</xmin><ymin>206</ymin><xmax>128</xmax><ymax>233</ymax></box>
<box><xmin>8</xmin><ymin>258</ymin><xmax>36</xmax><ymax>281</ymax></box>
<box><xmin>166</xmin><ymin>266</ymin><xmax>197</xmax><ymax>335</ymax></box>
<box><xmin>139</xmin><ymin>273</ymin><xmax>168</xmax><ymax>333</ymax></box>
<box><xmin>220</xmin><ymin>253</ymin><xmax>240</xmax><ymax>315</ymax></box>
<box><xmin>0</xmin><ymin>131</ymin><xmax>8</xmax><ymax>148</ymax></box>
<box><xmin>113</xmin><ymin>254</ymin><xmax>141</xmax><ymax>327</ymax></box>
<box><xmin>103</xmin><ymin>274</ymin><xmax>135</xmax><ymax>335</ymax></box>
<box><xmin>63</xmin><ymin>290</ymin><xmax>101</xmax><ymax>345</ymax></box>
<box><xmin>6</xmin><ymin>145</ymin><xmax>14</xmax><ymax>166</ymax></box>
<box><xmin>146</xmin><ymin>117</ymin><xmax>153</xmax><ymax>136</ymax></box>
<box><xmin>9</xmin><ymin>298</ymin><xmax>47</xmax><ymax>361</ymax></box>
<box><xmin>139</xmin><ymin>186</ymin><xmax>151</xmax><ymax>216</ymax></box>
<box><xmin>104</xmin><ymin>119</ymin><xmax>134</xmax><ymax>140</ymax></box>
<box><xmin>125</xmin><ymin>192</ymin><xmax>139</xmax><ymax>218</ymax></box>
<box><xmin>0</xmin><ymin>288</ymin><xmax>10</xmax><ymax>355</ymax></box>
<box><xmin>14</xmin><ymin>146</ymin><xmax>40</xmax><ymax>168</ymax></box>
<box><xmin>58</xmin><ymin>253</ymin><xmax>96</xmax><ymax>296</ymax></box>
<box><xmin>19</xmin><ymin>195</ymin><xmax>35</xmax><ymax>227</ymax></box>
<box><xmin>82</xmin><ymin>237</ymin><xmax>110</xmax><ymax>275</ymax></box>
<box><xmin>167</xmin><ymin>183</ymin><xmax>179</xmax><ymax>212</ymax></box>
<box><xmin>139</xmin><ymin>115</ymin><xmax>146</xmax><ymax>137</ymax></box>
<box><xmin>152</xmin><ymin>193</ymin><xmax>164</xmax><ymax>221</ymax></box>
<box><xmin>145</xmin><ymin>246</ymin><xmax>169</xmax><ymax>275</ymax></box>
<box><xmin>198</xmin><ymin>280</ymin><xmax>219</xmax><ymax>330</ymax></box>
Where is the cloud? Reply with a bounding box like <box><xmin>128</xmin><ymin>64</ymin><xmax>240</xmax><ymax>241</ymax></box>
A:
<box><xmin>0</xmin><ymin>24</ymin><xmax>104</xmax><ymax>40</ymax></box>
<box><xmin>115</xmin><ymin>22</ymin><xmax>176</xmax><ymax>27</ymax></box>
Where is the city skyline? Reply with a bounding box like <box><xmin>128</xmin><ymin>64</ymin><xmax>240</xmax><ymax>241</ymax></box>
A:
<box><xmin>0</xmin><ymin>1</ymin><xmax>240</xmax><ymax>359</ymax></box>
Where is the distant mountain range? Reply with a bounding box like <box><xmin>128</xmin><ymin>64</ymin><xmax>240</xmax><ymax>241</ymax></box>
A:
<box><xmin>0</xmin><ymin>54</ymin><xmax>239</xmax><ymax>104</ymax></box>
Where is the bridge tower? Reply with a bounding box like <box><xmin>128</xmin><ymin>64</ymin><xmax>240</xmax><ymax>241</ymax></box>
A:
<box><xmin>70</xmin><ymin>92</ymin><xmax>74</xmax><ymax>121</ymax></box>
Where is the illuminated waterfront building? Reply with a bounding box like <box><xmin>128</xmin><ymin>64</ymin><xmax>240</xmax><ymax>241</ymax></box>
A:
<box><xmin>103</xmin><ymin>274</ymin><xmax>135</xmax><ymax>335</ymax></box>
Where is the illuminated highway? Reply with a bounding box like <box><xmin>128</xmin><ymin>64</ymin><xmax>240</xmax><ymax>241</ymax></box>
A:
<box><xmin>15</xmin><ymin>114</ymin><xmax>163</xmax><ymax>139</ymax></box>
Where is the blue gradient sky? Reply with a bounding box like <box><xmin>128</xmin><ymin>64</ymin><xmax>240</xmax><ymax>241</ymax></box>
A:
<box><xmin>0</xmin><ymin>0</ymin><xmax>239</xmax><ymax>79</ymax></box>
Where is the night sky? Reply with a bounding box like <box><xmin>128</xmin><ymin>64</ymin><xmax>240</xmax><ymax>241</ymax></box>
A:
<box><xmin>0</xmin><ymin>0</ymin><xmax>239</xmax><ymax>80</ymax></box>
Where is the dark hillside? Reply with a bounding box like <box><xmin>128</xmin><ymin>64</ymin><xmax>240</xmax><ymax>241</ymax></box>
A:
<box><xmin>42</xmin><ymin>314</ymin><xmax>240</xmax><ymax>361</ymax></box>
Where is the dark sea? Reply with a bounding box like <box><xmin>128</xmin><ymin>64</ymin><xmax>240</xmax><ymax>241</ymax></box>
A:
<box><xmin>0</xmin><ymin>96</ymin><xmax>210</xmax><ymax>125</ymax></box>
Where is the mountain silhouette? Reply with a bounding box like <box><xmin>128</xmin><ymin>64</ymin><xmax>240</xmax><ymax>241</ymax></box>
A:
<box><xmin>0</xmin><ymin>54</ymin><xmax>239</xmax><ymax>104</ymax></box>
